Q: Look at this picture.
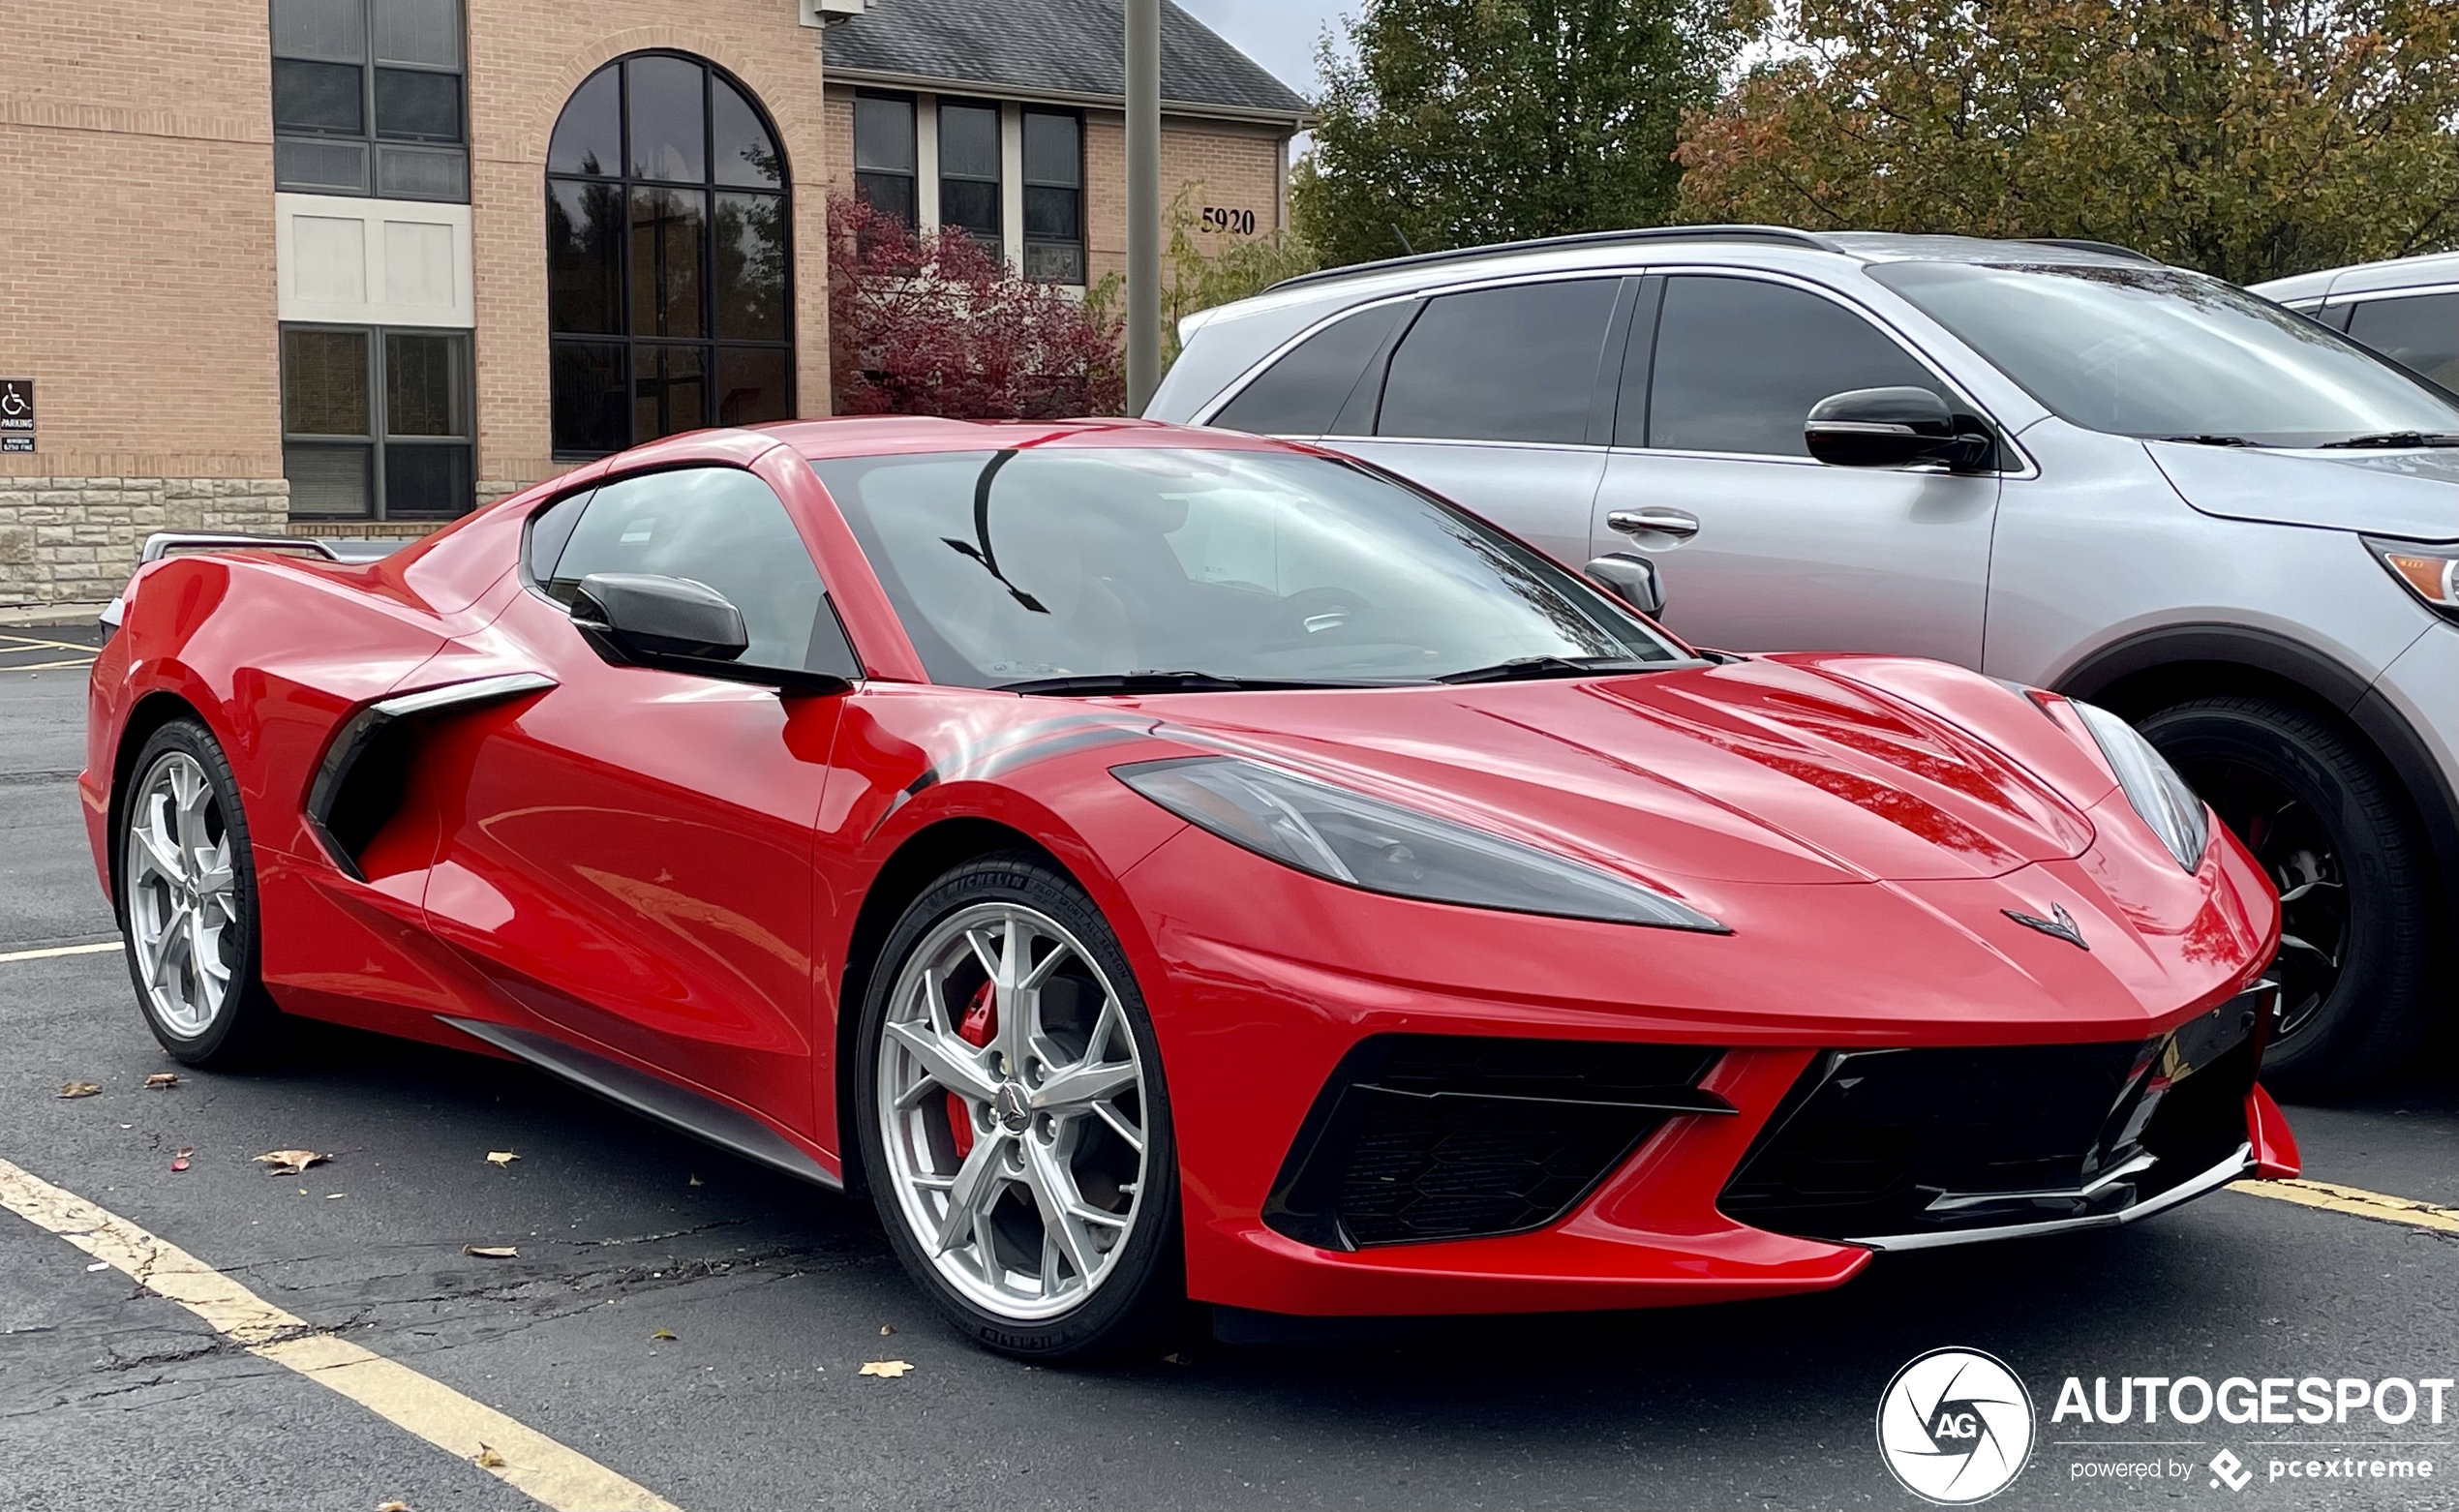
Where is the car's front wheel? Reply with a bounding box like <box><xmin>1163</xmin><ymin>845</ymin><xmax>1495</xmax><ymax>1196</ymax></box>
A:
<box><xmin>119</xmin><ymin>719</ymin><xmax>284</xmax><ymax>1066</ymax></box>
<box><xmin>2140</xmin><ymin>696</ymin><xmax>2434</xmax><ymax>1094</ymax></box>
<box><xmin>855</xmin><ymin>852</ymin><xmax>1184</xmax><ymax>1361</ymax></box>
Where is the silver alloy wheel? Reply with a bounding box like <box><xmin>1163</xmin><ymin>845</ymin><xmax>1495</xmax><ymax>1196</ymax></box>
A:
<box><xmin>876</xmin><ymin>901</ymin><xmax>1148</xmax><ymax>1321</ymax></box>
<box><xmin>123</xmin><ymin>751</ymin><xmax>240</xmax><ymax>1039</ymax></box>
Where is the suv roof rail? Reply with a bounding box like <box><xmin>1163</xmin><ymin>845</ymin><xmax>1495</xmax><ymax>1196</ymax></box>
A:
<box><xmin>1264</xmin><ymin>225</ymin><xmax>1839</xmax><ymax>293</ymax></box>
<box><xmin>2018</xmin><ymin>237</ymin><xmax>2163</xmax><ymax>265</ymax></box>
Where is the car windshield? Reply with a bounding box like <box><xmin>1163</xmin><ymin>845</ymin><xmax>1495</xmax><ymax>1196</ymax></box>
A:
<box><xmin>1867</xmin><ymin>261</ymin><xmax>2459</xmax><ymax>446</ymax></box>
<box><xmin>810</xmin><ymin>446</ymin><xmax>1687</xmax><ymax>689</ymax></box>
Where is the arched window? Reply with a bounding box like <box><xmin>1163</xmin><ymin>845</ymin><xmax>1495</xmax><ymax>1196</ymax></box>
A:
<box><xmin>546</xmin><ymin>53</ymin><xmax>793</xmax><ymax>457</ymax></box>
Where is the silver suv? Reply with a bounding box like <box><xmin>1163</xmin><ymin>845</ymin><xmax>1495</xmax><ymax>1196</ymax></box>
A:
<box><xmin>2253</xmin><ymin>250</ymin><xmax>2459</xmax><ymax>393</ymax></box>
<box><xmin>1146</xmin><ymin>227</ymin><xmax>2459</xmax><ymax>1091</ymax></box>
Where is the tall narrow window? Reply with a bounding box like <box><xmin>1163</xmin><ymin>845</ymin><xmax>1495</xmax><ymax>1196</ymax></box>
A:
<box><xmin>281</xmin><ymin>324</ymin><xmax>473</xmax><ymax>518</ymax></box>
<box><xmin>546</xmin><ymin>53</ymin><xmax>793</xmax><ymax>459</ymax></box>
<box><xmin>852</xmin><ymin>93</ymin><xmax>916</xmax><ymax>228</ymax></box>
<box><xmin>271</xmin><ymin>0</ymin><xmax>468</xmax><ymax>200</ymax></box>
<box><xmin>1021</xmin><ymin>109</ymin><xmax>1084</xmax><ymax>286</ymax></box>
<box><xmin>937</xmin><ymin>101</ymin><xmax>1002</xmax><ymax>257</ymax></box>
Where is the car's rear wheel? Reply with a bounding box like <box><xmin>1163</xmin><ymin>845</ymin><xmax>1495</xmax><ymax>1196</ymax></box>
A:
<box><xmin>2140</xmin><ymin>696</ymin><xmax>2433</xmax><ymax>1094</ymax></box>
<box><xmin>119</xmin><ymin>719</ymin><xmax>283</xmax><ymax>1066</ymax></box>
<box><xmin>855</xmin><ymin>852</ymin><xmax>1184</xmax><ymax>1361</ymax></box>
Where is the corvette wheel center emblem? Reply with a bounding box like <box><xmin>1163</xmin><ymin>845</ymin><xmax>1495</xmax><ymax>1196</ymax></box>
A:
<box><xmin>993</xmin><ymin>1082</ymin><xmax>1032</xmax><ymax>1134</ymax></box>
<box><xmin>2003</xmin><ymin>901</ymin><xmax>2088</xmax><ymax>950</ymax></box>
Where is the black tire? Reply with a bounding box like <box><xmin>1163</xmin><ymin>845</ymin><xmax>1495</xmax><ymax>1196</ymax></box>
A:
<box><xmin>853</xmin><ymin>851</ymin><xmax>1187</xmax><ymax>1362</ymax></box>
<box><xmin>117</xmin><ymin>719</ymin><xmax>285</xmax><ymax>1067</ymax></box>
<box><xmin>2139</xmin><ymin>696</ymin><xmax>2435</xmax><ymax>1094</ymax></box>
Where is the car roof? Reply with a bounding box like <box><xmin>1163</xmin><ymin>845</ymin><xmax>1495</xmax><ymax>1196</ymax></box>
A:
<box><xmin>2250</xmin><ymin>249</ymin><xmax>2459</xmax><ymax>305</ymax></box>
<box><xmin>763</xmin><ymin>414</ymin><xmax>1303</xmax><ymax>460</ymax></box>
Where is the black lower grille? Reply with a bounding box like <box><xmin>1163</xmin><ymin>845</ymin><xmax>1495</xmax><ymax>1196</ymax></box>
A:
<box><xmin>1718</xmin><ymin>986</ymin><xmax>2267</xmax><ymax>1244</ymax></box>
<box><xmin>1264</xmin><ymin>1036</ymin><xmax>1730</xmax><ymax>1250</ymax></box>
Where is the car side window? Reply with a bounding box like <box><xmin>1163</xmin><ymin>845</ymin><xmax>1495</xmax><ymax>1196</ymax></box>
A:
<box><xmin>1645</xmin><ymin>276</ymin><xmax>1943</xmax><ymax>457</ymax></box>
<box><xmin>546</xmin><ymin>466</ymin><xmax>858</xmax><ymax>677</ymax></box>
<box><xmin>1376</xmin><ymin>279</ymin><xmax>1620</xmax><ymax>444</ymax></box>
<box><xmin>2345</xmin><ymin>294</ymin><xmax>2459</xmax><ymax>392</ymax></box>
<box><xmin>1212</xmin><ymin>301</ymin><xmax>1412</xmax><ymax>437</ymax></box>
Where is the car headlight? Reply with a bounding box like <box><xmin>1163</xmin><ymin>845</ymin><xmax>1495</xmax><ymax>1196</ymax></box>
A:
<box><xmin>2071</xmin><ymin>701</ymin><xmax>2211</xmax><ymax>871</ymax></box>
<box><xmin>1114</xmin><ymin>755</ymin><xmax>1726</xmax><ymax>931</ymax></box>
<box><xmin>2366</xmin><ymin>537</ymin><xmax>2459</xmax><ymax>622</ymax></box>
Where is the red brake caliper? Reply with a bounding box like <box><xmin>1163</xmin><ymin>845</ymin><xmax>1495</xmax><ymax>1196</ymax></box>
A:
<box><xmin>946</xmin><ymin>978</ymin><xmax>997</xmax><ymax>1158</ymax></box>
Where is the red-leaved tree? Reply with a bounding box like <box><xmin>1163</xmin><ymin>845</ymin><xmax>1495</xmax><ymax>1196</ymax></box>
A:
<box><xmin>828</xmin><ymin>195</ymin><xmax>1126</xmax><ymax>418</ymax></box>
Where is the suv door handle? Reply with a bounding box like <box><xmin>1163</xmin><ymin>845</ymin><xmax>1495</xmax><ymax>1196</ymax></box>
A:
<box><xmin>1607</xmin><ymin>508</ymin><xmax>1701</xmax><ymax>540</ymax></box>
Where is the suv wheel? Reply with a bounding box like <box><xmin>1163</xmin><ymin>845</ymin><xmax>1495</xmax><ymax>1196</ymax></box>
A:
<box><xmin>2139</xmin><ymin>696</ymin><xmax>2433</xmax><ymax>1094</ymax></box>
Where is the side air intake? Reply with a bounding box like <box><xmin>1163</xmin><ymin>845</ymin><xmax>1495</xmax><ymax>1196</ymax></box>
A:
<box><xmin>304</xmin><ymin>673</ymin><xmax>555</xmax><ymax>880</ymax></box>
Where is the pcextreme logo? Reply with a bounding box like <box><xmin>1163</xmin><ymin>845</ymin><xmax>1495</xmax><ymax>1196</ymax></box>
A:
<box><xmin>1877</xmin><ymin>1347</ymin><xmax>2038</xmax><ymax>1503</ymax></box>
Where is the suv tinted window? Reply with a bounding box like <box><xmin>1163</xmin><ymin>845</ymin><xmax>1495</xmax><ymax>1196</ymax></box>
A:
<box><xmin>1647</xmin><ymin>276</ymin><xmax>1939</xmax><ymax>456</ymax></box>
<box><xmin>2346</xmin><ymin>293</ymin><xmax>2459</xmax><ymax>392</ymax></box>
<box><xmin>1213</xmin><ymin>301</ymin><xmax>1411</xmax><ymax>436</ymax></box>
<box><xmin>1377</xmin><ymin>279</ymin><xmax>1619</xmax><ymax>444</ymax></box>
<box><xmin>546</xmin><ymin>466</ymin><xmax>856</xmax><ymax>676</ymax></box>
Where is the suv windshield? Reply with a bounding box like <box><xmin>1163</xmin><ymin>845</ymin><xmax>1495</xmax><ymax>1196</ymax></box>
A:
<box><xmin>810</xmin><ymin>447</ymin><xmax>1687</xmax><ymax>689</ymax></box>
<box><xmin>1868</xmin><ymin>261</ymin><xmax>2459</xmax><ymax>447</ymax></box>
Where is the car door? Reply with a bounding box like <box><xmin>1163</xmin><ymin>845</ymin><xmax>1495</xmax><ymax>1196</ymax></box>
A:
<box><xmin>1329</xmin><ymin>276</ymin><xmax>1631</xmax><ymax>567</ymax></box>
<box><xmin>423</xmin><ymin>460</ymin><xmax>860</xmax><ymax>1138</ymax></box>
<box><xmin>2342</xmin><ymin>290</ymin><xmax>2459</xmax><ymax>391</ymax></box>
<box><xmin>1592</xmin><ymin>273</ymin><xmax>2000</xmax><ymax>664</ymax></box>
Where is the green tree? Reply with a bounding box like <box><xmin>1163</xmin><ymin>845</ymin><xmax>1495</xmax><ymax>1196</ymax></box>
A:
<box><xmin>1295</xmin><ymin>0</ymin><xmax>1764</xmax><ymax>268</ymax></box>
<box><xmin>1675</xmin><ymin>0</ymin><xmax>2459</xmax><ymax>283</ymax></box>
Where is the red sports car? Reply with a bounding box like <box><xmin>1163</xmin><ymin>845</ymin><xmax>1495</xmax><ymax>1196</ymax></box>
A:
<box><xmin>84</xmin><ymin>418</ymin><xmax>2297</xmax><ymax>1360</ymax></box>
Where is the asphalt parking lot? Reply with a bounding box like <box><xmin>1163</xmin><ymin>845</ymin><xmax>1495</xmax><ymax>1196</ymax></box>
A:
<box><xmin>4</xmin><ymin>624</ymin><xmax>2454</xmax><ymax>1512</ymax></box>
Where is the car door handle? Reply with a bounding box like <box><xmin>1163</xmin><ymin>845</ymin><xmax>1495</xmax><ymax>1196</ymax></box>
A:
<box><xmin>1607</xmin><ymin>508</ymin><xmax>1701</xmax><ymax>540</ymax></box>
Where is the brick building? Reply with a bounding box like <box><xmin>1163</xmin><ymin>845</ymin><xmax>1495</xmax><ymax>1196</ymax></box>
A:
<box><xmin>0</xmin><ymin>0</ymin><xmax>1306</xmax><ymax>620</ymax></box>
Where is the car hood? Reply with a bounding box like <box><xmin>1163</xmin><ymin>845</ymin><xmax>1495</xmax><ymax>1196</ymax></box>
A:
<box><xmin>1133</xmin><ymin>655</ymin><xmax>2103</xmax><ymax>889</ymax></box>
<box><xmin>2148</xmin><ymin>439</ymin><xmax>2459</xmax><ymax>539</ymax></box>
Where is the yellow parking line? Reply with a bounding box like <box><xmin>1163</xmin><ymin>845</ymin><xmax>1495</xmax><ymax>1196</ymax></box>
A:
<box><xmin>2232</xmin><ymin>1177</ymin><xmax>2459</xmax><ymax>1235</ymax></box>
<box><xmin>0</xmin><ymin>1156</ymin><xmax>683</xmax><ymax>1512</ymax></box>
<box><xmin>0</xmin><ymin>942</ymin><xmax>121</xmax><ymax>964</ymax></box>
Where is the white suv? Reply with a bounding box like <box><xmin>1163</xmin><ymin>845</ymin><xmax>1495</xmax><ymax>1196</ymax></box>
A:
<box><xmin>2253</xmin><ymin>250</ymin><xmax>2459</xmax><ymax>393</ymax></box>
<box><xmin>1147</xmin><ymin>227</ymin><xmax>2459</xmax><ymax>1091</ymax></box>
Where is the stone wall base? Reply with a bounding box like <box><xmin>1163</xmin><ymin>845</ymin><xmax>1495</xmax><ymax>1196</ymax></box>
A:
<box><xmin>0</xmin><ymin>478</ymin><xmax>290</xmax><ymax>614</ymax></box>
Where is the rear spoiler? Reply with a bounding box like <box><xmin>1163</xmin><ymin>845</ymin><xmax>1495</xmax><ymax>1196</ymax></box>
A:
<box><xmin>100</xmin><ymin>531</ymin><xmax>408</xmax><ymax>629</ymax></box>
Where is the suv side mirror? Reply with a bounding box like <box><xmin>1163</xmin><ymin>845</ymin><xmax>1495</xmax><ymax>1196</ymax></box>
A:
<box><xmin>1585</xmin><ymin>553</ymin><xmax>1666</xmax><ymax>619</ymax></box>
<box><xmin>568</xmin><ymin>573</ymin><xmax>850</xmax><ymax>696</ymax></box>
<box><xmin>1806</xmin><ymin>386</ymin><xmax>1994</xmax><ymax>472</ymax></box>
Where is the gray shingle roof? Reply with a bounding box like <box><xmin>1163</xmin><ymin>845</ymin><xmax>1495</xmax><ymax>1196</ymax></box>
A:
<box><xmin>825</xmin><ymin>0</ymin><xmax>1311</xmax><ymax>122</ymax></box>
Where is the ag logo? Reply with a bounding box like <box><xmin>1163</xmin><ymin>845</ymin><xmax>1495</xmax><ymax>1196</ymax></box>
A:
<box><xmin>1876</xmin><ymin>1347</ymin><xmax>2035</xmax><ymax>1503</ymax></box>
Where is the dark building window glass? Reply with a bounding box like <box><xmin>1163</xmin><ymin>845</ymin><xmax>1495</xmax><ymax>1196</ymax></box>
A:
<box><xmin>938</xmin><ymin>101</ymin><xmax>1001</xmax><ymax>256</ymax></box>
<box><xmin>281</xmin><ymin>324</ymin><xmax>473</xmax><ymax>519</ymax></box>
<box><xmin>852</xmin><ymin>94</ymin><xmax>916</xmax><ymax>228</ymax></box>
<box><xmin>1377</xmin><ymin>280</ymin><xmax>1619</xmax><ymax>444</ymax></box>
<box><xmin>546</xmin><ymin>53</ymin><xmax>793</xmax><ymax>459</ymax></box>
<box><xmin>1022</xmin><ymin>109</ymin><xmax>1083</xmax><ymax>286</ymax></box>
<box><xmin>271</xmin><ymin>0</ymin><xmax>467</xmax><ymax>201</ymax></box>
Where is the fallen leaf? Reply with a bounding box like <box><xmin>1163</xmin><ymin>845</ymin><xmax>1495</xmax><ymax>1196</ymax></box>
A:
<box><xmin>377</xmin><ymin>1502</ymin><xmax>411</xmax><ymax>1512</ymax></box>
<box><xmin>143</xmin><ymin>1073</ymin><xmax>179</xmax><ymax>1090</ymax></box>
<box><xmin>485</xmin><ymin>1151</ymin><xmax>519</xmax><ymax>1167</ymax></box>
<box><xmin>169</xmin><ymin>1148</ymin><xmax>193</xmax><ymax>1172</ymax></box>
<box><xmin>462</xmin><ymin>1245</ymin><xmax>517</xmax><ymax>1259</ymax></box>
<box><xmin>1163</xmin><ymin>1351</ymin><xmax>1189</xmax><ymax>1365</ymax></box>
<box><xmin>651</xmin><ymin>1328</ymin><xmax>677</xmax><ymax>1342</ymax></box>
<box><xmin>687</xmin><ymin>1174</ymin><xmax>703</xmax><ymax>1187</ymax></box>
<box><xmin>58</xmin><ymin>1081</ymin><xmax>101</xmax><ymax>1099</ymax></box>
<box><xmin>298</xmin><ymin>1188</ymin><xmax>309</xmax><ymax>1195</ymax></box>
<box><xmin>474</xmin><ymin>1445</ymin><xmax>505</xmax><ymax>1469</ymax></box>
<box><xmin>254</xmin><ymin>1149</ymin><xmax>328</xmax><ymax>1176</ymax></box>
<box><xmin>859</xmin><ymin>1359</ymin><xmax>914</xmax><ymax>1378</ymax></box>
<box><xmin>878</xmin><ymin>1324</ymin><xmax>896</xmax><ymax>1336</ymax></box>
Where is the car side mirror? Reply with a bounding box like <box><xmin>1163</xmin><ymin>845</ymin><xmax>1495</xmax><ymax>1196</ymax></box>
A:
<box><xmin>568</xmin><ymin>573</ymin><xmax>850</xmax><ymax>696</ymax></box>
<box><xmin>1585</xmin><ymin>553</ymin><xmax>1666</xmax><ymax>619</ymax></box>
<box><xmin>1806</xmin><ymin>386</ymin><xmax>1995</xmax><ymax>472</ymax></box>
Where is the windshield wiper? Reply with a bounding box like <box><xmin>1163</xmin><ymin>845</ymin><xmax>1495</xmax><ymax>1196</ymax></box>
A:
<box><xmin>995</xmin><ymin>670</ymin><xmax>1378</xmax><ymax>696</ymax></box>
<box><xmin>1434</xmin><ymin>654</ymin><xmax>1687</xmax><ymax>685</ymax></box>
<box><xmin>2315</xmin><ymin>431</ymin><xmax>2459</xmax><ymax>449</ymax></box>
<box><xmin>2156</xmin><ymin>435</ymin><xmax>2264</xmax><ymax>447</ymax></box>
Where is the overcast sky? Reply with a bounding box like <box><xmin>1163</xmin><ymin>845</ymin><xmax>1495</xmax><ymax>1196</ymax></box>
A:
<box><xmin>1176</xmin><ymin>0</ymin><xmax>1351</xmax><ymax>100</ymax></box>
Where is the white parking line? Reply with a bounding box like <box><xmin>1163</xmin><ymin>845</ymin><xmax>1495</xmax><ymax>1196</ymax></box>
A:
<box><xmin>0</xmin><ymin>941</ymin><xmax>120</xmax><ymax>964</ymax></box>
<box><xmin>0</xmin><ymin>1156</ymin><xmax>683</xmax><ymax>1512</ymax></box>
